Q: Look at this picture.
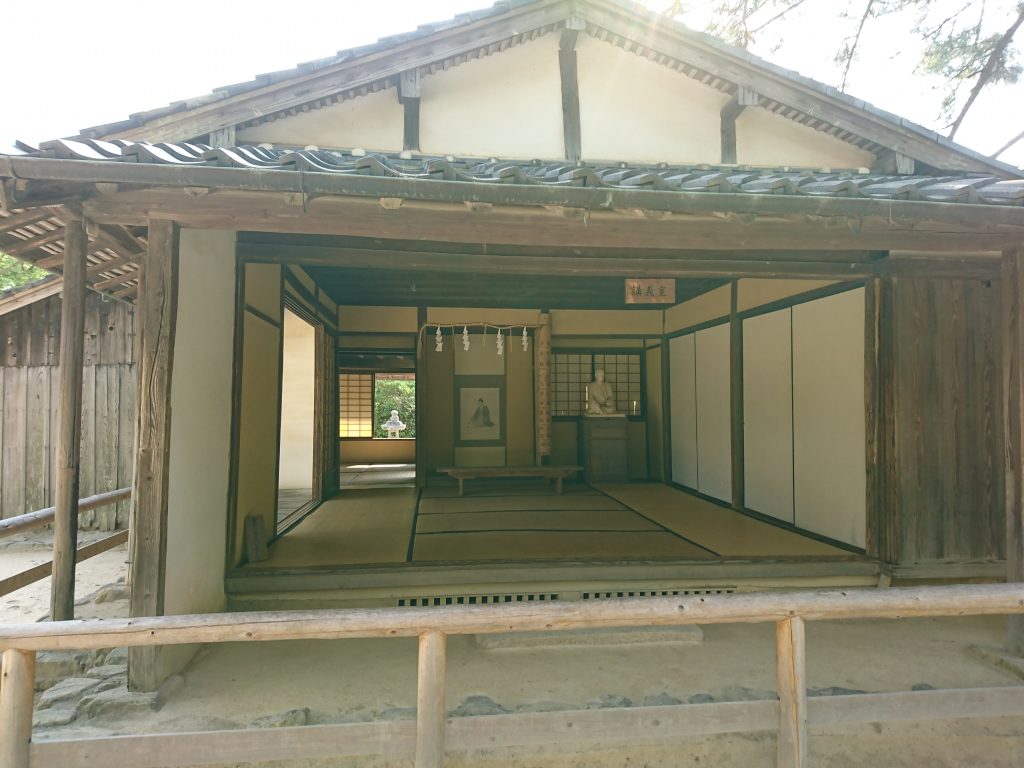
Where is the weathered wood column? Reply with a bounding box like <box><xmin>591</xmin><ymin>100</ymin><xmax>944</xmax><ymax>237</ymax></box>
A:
<box><xmin>776</xmin><ymin>616</ymin><xmax>808</xmax><ymax>768</ymax></box>
<box><xmin>415</xmin><ymin>630</ymin><xmax>447</xmax><ymax>768</ymax></box>
<box><xmin>128</xmin><ymin>219</ymin><xmax>180</xmax><ymax>691</ymax></box>
<box><xmin>1002</xmin><ymin>247</ymin><xmax>1024</xmax><ymax>655</ymax></box>
<box><xmin>535</xmin><ymin>312</ymin><xmax>552</xmax><ymax>464</ymax></box>
<box><xmin>50</xmin><ymin>215</ymin><xmax>88</xmax><ymax>622</ymax></box>
<box><xmin>0</xmin><ymin>649</ymin><xmax>36</xmax><ymax>768</ymax></box>
<box><xmin>729</xmin><ymin>281</ymin><xmax>744</xmax><ymax>510</ymax></box>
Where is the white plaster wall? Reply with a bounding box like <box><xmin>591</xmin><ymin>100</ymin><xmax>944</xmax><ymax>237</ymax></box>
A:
<box><xmin>420</xmin><ymin>36</ymin><xmax>564</xmax><ymax>159</ymax></box>
<box><xmin>278</xmin><ymin>310</ymin><xmax>316</xmax><ymax>490</ymax></box>
<box><xmin>664</xmin><ymin>285</ymin><xmax>731</xmax><ymax>333</ymax></box>
<box><xmin>792</xmin><ymin>288</ymin><xmax>866</xmax><ymax>547</ymax></box>
<box><xmin>669</xmin><ymin>333</ymin><xmax>698</xmax><ymax>488</ymax></box>
<box><xmin>237</xmin><ymin>87</ymin><xmax>404</xmax><ymax>151</ymax></box>
<box><xmin>737</xmin><ymin>279</ymin><xmax>838</xmax><ymax>313</ymax></box>
<box><xmin>551</xmin><ymin>309</ymin><xmax>662</xmax><ymax>336</ymax></box>
<box><xmin>736</xmin><ymin>108</ymin><xmax>876</xmax><ymax>169</ymax></box>
<box><xmin>577</xmin><ymin>36</ymin><xmax>729</xmax><ymax>164</ymax></box>
<box><xmin>339</xmin><ymin>305</ymin><xmax>418</xmax><ymax>333</ymax></box>
<box><xmin>695</xmin><ymin>323</ymin><xmax>732</xmax><ymax>503</ymax></box>
<box><xmin>743</xmin><ymin>307</ymin><xmax>794</xmax><ymax>522</ymax></box>
<box><xmin>162</xmin><ymin>229</ymin><xmax>236</xmax><ymax>677</ymax></box>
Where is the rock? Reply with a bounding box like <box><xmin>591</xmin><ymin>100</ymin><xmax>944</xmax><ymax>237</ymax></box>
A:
<box><xmin>34</xmin><ymin>651</ymin><xmax>90</xmax><ymax>691</ymax></box>
<box><xmin>688</xmin><ymin>693</ymin><xmax>716</xmax><ymax>704</ymax></box>
<box><xmin>720</xmin><ymin>686</ymin><xmax>776</xmax><ymax>702</ymax></box>
<box><xmin>93</xmin><ymin>585</ymin><xmax>131</xmax><ymax>604</ymax></box>
<box><xmin>156</xmin><ymin>675</ymin><xmax>185</xmax><ymax>710</ymax></box>
<box><xmin>85</xmin><ymin>664</ymin><xmax>128</xmax><ymax>681</ymax></box>
<box><xmin>586</xmin><ymin>694</ymin><xmax>633</xmax><ymax>710</ymax></box>
<box><xmin>515</xmin><ymin>701</ymin><xmax>575</xmax><ymax>713</ymax></box>
<box><xmin>642</xmin><ymin>692</ymin><xmax>683</xmax><ymax>707</ymax></box>
<box><xmin>911</xmin><ymin>683</ymin><xmax>935</xmax><ymax>691</ymax></box>
<box><xmin>78</xmin><ymin>689</ymin><xmax>159</xmax><ymax>720</ymax></box>
<box><xmin>36</xmin><ymin>677</ymin><xmax>102</xmax><ymax>710</ymax></box>
<box><xmin>449</xmin><ymin>695</ymin><xmax>510</xmax><ymax>717</ymax></box>
<box><xmin>808</xmin><ymin>686</ymin><xmax>867</xmax><ymax>697</ymax></box>
<box><xmin>33</xmin><ymin>708</ymin><xmax>77</xmax><ymax>728</ymax></box>
<box><xmin>377</xmin><ymin>707</ymin><xmax>417</xmax><ymax>721</ymax></box>
<box><xmin>103</xmin><ymin>647</ymin><xmax>129</xmax><ymax>666</ymax></box>
<box><xmin>160</xmin><ymin>715</ymin><xmax>241</xmax><ymax>732</ymax></box>
<box><xmin>251</xmin><ymin>708</ymin><xmax>311</xmax><ymax>728</ymax></box>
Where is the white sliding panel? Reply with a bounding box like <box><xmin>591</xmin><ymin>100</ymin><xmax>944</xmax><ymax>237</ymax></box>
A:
<box><xmin>743</xmin><ymin>308</ymin><xmax>794</xmax><ymax>522</ymax></box>
<box><xmin>695</xmin><ymin>323</ymin><xmax>732</xmax><ymax>503</ymax></box>
<box><xmin>668</xmin><ymin>334</ymin><xmax>698</xmax><ymax>488</ymax></box>
<box><xmin>792</xmin><ymin>288</ymin><xmax>866</xmax><ymax>547</ymax></box>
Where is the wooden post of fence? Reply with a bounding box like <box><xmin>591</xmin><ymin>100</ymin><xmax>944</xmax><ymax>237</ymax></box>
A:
<box><xmin>415</xmin><ymin>630</ymin><xmax>447</xmax><ymax>768</ymax></box>
<box><xmin>1003</xmin><ymin>247</ymin><xmax>1024</xmax><ymax>656</ymax></box>
<box><xmin>776</xmin><ymin>616</ymin><xmax>808</xmax><ymax>768</ymax></box>
<box><xmin>0</xmin><ymin>649</ymin><xmax>36</xmax><ymax>768</ymax></box>
<box><xmin>51</xmin><ymin>215</ymin><xmax>88</xmax><ymax>622</ymax></box>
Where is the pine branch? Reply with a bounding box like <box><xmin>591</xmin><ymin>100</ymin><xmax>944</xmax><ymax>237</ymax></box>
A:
<box><xmin>948</xmin><ymin>6</ymin><xmax>1024</xmax><ymax>138</ymax></box>
<box><xmin>993</xmin><ymin>126</ymin><xmax>1024</xmax><ymax>158</ymax></box>
<box><xmin>840</xmin><ymin>0</ymin><xmax>877</xmax><ymax>92</ymax></box>
<box><xmin>748</xmin><ymin>0</ymin><xmax>810</xmax><ymax>36</ymax></box>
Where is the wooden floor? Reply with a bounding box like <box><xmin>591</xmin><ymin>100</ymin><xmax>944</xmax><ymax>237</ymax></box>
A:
<box><xmin>255</xmin><ymin>482</ymin><xmax>847</xmax><ymax>570</ymax></box>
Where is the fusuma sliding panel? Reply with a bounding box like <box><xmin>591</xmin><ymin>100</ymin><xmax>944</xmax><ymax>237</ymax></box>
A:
<box><xmin>743</xmin><ymin>308</ymin><xmax>794</xmax><ymax>522</ymax></box>
<box><xmin>793</xmin><ymin>288</ymin><xmax>866</xmax><ymax>548</ymax></box>
<box><xmin>668</xmin><ymin>334</ymin><xmax>698</xmax><ymax>488</ymax></box>
<box><xmin>695</xmin><ymin>324</ymin><xmax>732</xmax><ymax>503</ymax></box>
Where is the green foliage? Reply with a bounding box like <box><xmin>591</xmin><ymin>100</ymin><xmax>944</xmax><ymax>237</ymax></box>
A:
<box><xmin>0</xmin><ymin>252</ymin><xmax>48</xmax><ymax>291</ymax></box>
<box><xmin>374</xmin><ymin>378</ymin><xmax>416</xmax><ymax>438</ymax></box>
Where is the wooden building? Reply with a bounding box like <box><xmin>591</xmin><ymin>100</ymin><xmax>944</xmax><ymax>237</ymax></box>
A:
<box><xmin>2</xmin><ymin>0</ymin><xmax>1023</xmax><ymax>691</ymax></box>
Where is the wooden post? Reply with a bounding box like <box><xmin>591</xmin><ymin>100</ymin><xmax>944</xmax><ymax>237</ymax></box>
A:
<box><xmin>535</xmin><ymin>312</ymin><xmax>552</xmax><ymax>463</ymax></box>
<box><xmin>50</xmin><ymin>216</ymin><xmax>87</xmax><ymax>622</ymax></box>
<box><xmin>730</xmin><ymin>281</ymin><xmax>744</xmax><ymax>510</ymax></box>
<box><xmin>0</xmin><ymin>649</ymin><xmax>36</xmax><ymax>768</ymax></box>
<box><xmin>558</xmin><ymin>17</ymin><xmax>585</xmax><ymax>162</ymax></box>
<box><xmin>776</xmin><ymin>616</ymin><xmax>808</xmax><ymax>768</ymax></box>
<box><xmin>415</xmin><ymin>630</ymin><xmax>447</xmax><ymax>768</ymax></box>
<box><xmin>1002</xmin><ymin>248</ymin><xmax>1024</xmax><ymax>655</ymax></box>
<box><xmin>416</xmin><ymin>307</ymin><xmax>427</xmax><ymax>488</ymax></box>
<box><xmin>128</xmin><ymin>219</ymin><xmax>180</xmax><ymax>692</ymax></box>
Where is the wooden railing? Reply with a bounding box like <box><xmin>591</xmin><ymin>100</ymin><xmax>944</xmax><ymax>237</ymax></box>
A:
<box><xmin>0</xmin><ymin>487</ymin><xmax>131</xmax><ymax>598</ymax></box>
<box><xmin>1</xmin><ymin>583</ymin><xmax>1023</xmax><ymax>768</ymax></box>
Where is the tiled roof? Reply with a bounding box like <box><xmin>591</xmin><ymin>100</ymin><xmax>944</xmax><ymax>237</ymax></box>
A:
<box><xmin>22</xmin><ymin>138</ymin><xmax>1024</xmax><ymax>207</ymax></box>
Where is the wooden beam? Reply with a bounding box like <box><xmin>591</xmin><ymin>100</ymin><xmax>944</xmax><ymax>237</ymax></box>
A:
<box><xmin>1003</xmin><ymin>247</ymin><xmax>1024</xmax><ymax>655</ymax></box>
<box><xmin>1</xmin><ymin>531</ymin><xmax>129</xmax><ymax>598</ymax></box>
<box><xmin>128</xmin><ymin>218</ymin><xmax>180</xmax><ymax>692</ymax></box>
<box><xmin>415</xmin><ymin>306</ymin><xmax>427</xmax><ymax>489</ymax></box>
<box><xmin>776</xmin><ymin>616</ymin><xmax>808</xmax><ymax>768</ymax></box>
<box><xmin>51</xmin><ymin>217</ymin><xmax>87</xmax><ymax>622</ymax></box>
<box><xmin>209</xmin><ymin>127</ymin><xmax>236</xmax><ymax>148</ymax></box>
<box><xmin>6</xmin><ymin>226</ymin><xmax>65</xmax><ymax>257</ymax></box>
<box><xmin>415</xmin><ymin>630</ymin><xmax>447</xmax><ymax>768</ymax></box>
<box><xmin>729</xmin><ymin>281</ymin><xmax>744</xmax><ymax>510</ymax></box>
<box><xmin>0</xmin><ymin>649</ymin><xmax>35</xmax><ymax>768</ymax></box>
<box><xmin>863</xmin><ymin>278</ymin><xmax>881</xmax><ymax>559</ymax></box>
<box><xmin>398</xmin><ymin>70</ymin><xmax>421</xmax><ymax>152</ymax></box>
<box><xmin>0</xmin><ymin>208</ymin><xmax>58</xmax><ymax>233</ymax></box>
<box><xmin>558</xmin><ymin>16</ymin><xmax>585</xmax><ymax>162</ymax></box>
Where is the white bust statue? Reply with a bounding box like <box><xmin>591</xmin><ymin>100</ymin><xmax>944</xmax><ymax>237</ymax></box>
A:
<box><xmin>587</xmin><ymin>369</ymin><xmax>616</xmax><ymax>415</ymax></box>
<box><xmin>382</xmin><ymin>410</ymin><xmax>407</xmax><ymax>438</ymax></box>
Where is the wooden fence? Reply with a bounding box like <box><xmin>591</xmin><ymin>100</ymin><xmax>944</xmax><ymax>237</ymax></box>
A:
<box><xmin>1</xmin><ymin>583</ymin><xmax>1023</xmax><ymax>768</ymax></box>
<box><xmin>0</xmin><ymin>290</ymin><xmax>135</xmax><ymax>528</ymax></box>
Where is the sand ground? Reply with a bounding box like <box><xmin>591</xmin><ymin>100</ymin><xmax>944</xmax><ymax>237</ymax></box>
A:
<box><xmin>3</xmin><ymin>530</ymin><xmax>1023</xmax><ymax>767</ymax></box>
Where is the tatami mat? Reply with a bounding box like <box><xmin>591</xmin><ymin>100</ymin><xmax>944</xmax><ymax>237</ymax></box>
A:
<box><xmin>597</xmin><ymin>484</ymin><xmax>848</xmax><ymax>557</ymax></box>
<box><xmin>416</xmin><ymin>509</ymin><xmax>663</xmax><ymax>533</ymax></box>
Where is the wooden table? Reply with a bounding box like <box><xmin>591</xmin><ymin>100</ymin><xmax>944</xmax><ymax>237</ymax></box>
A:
<box><xmin>436</xmin><ymin>466</ymin><xmax>583</xmax><ymax>496</ymax></box>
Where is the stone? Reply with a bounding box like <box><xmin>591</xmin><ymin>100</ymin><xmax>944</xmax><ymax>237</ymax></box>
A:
<box><xmin>720</xmin><ymin>686</ymin><xmax>776</xmax><ymax>702</ymax></box>
<box><xmin>78</xmin><ymin>688</ymin><xmax>159</xmax><ymax>720</ymax></box>
<box><xmin>586</xmin><ymin>694</ymin><xmax>633</xmax><ymax>710</ymax></box>
<box><xmin>808</xmin><ymin>686</ymin><xmax>867</xmax><ymax>697</ymax></box>
<box><xmin>911</xmin><ymin>683</ymin><xmax>936</xmax><ymax>691</ymax></box>
<box><xmin>642</xmin><ymin>692</ymin><xmax>683</xmax><ymax>707</ymax></box>
<box><xmin>159</xmin><ymin>715</ymin><xmax>241</xmax><ymax>732</ymax></box>
<box><xmin>515</xmin><ymin>701</ymin><xmax>575</xmax><ymax>713</ymax></box>
<box><xmin>449</xmin><ymin>695</ymin><xmax>510</xmax><ymax>717</ymax></box>
<box><xmin>377</xmin><ymin>707</ymin><xmax>417</xmax><ymax>721</ymax></box>
<box><xmin>33</xmin><ymin>708</ymin><xmax>77</xmax><ymax>728</ymax></box>
<box><xmin>34</xmin><ymin>651</ymin><xmax>90</xmax><ymax>691</ymax></box>
<box><xmin>251</xmin><ymin>707</ymin><xmax>311</xmax><ymax>728</ymax></box>
<box><xmin>85</xmin><ymin>664</ymin><xmax>128</xmax><ymax>680</ymax></box>
<box><xmin>36</xmin><ymin>677</ymin><xmax>102</xmax><ymax>710</ymax></box>
<box><xmin>103</xmin><ymin>647</ymin><xmax>129</xmax><ymax>666</ymax></box>
<box><xmin>687</xmin><ymin>693</ymin><xmax>716</xmax><ymax>704</ymax></box>
<box><xmin>968</xmin><ymin>645</ymin><xmax>1024</xmax><ymax>681</ymax></box>
<box><xmin>94</xmin><ymin>585</ymin><xmax>131</xmax><ymax>604</ymax></box>
<box><xmin>155</xmin><ymin>674</ymin><xmax>185</xmax><ymax>710</ymax></box>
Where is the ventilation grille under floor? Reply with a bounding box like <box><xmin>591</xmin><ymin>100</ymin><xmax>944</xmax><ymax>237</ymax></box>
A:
<box><xmin>396</xmin><ymin>587</ymin><xmax>736</xmax><ymax>607</ymax></box>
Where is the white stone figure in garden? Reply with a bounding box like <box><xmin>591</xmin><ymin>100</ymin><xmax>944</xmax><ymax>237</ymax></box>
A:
<box><xmin>382</xmin><ymin>410</ymin><xmax>407</xmax><ymax>438</ymax></box>
<box><xmin>587</xmin><ymin>369</ymin><xmax>617</xmax><ymax>415</ymax></box>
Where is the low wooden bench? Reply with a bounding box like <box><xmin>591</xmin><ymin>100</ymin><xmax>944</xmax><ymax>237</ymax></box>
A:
<box><xmin>436</xmin><ymin>466</ymin><xmax>583</xmax><ymax>496</ymax></box>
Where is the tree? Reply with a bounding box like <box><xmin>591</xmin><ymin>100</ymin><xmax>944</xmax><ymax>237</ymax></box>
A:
<box><xmin>668</xmin><ymin>0</ymin><xmax>1024</xmax><ymax>158</ymax></box>
<box><xmin>0</xmin><ymin>252</ymin><xmax>48</xmax><ymax>291</ymax></box>
<box><xmin>374</xmin><ymin>377</ymin><xmax>416</xmax><ymax>438</ymax></box>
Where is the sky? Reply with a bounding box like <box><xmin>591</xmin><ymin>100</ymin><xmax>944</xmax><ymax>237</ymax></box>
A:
<box><xmin>2</xmin><ymin>0</ymin><xmax>1022</xmax><ymax>169</ymax></box>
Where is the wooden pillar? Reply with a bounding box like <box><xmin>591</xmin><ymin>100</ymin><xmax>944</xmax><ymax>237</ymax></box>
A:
<box><xmin>0</xmin><ymin>649</ymin><xmax>36</xmax><ymax>768</ymax></box>
<box><xmin>720</xmin><ymin>88</ymin><xmax>759</xmax><ymax>164</ymax></box>
<box><xmin>864</xmin><ymin>277</ymin><xmax>881</xmax><ymax>559</ymax></box>
<box><xmin>415</xmin><ymin>630</ymin><xmax>447</xmax><ymax>768</ymax></box>
<box><xmin>399</xmin><ymin>70</ymin><xmax>421</xmax><ymax>153</ymax></box>
<box><xmin>558</xmin><ymin>17</ymin><xmax>585</xmax><ymax>162</ymax></box>
<box><xmin>50</xmin><ymin>216</ymin><xmax>87</xmax><ymax>622</ymax></box>
<box><xmin>416</xmin><ymin>307</ymin><xmax>428</xmax><ymax>488</ymax></box>
<box><xmin>729</xmin><ymin>281</ymin><xmax>744</xmax><ymax>510</ymax></box>
<box><xmin>128</xmin><ymin>219</ymin><xmax>180</xmax><ymax>691</ymax></box>
<box><xmin>535</xmin><ymin>312</ymin><xmax>552</xmax><ymax>463</ymax></box>
<box><xmin>776</xmin><ymin>616</ymin><xmax>808</xmax><ymax>768</ymax></box>
<box><xmin>1002</xmin><ymin>248</ymin><xmax>1024</xmax><ymax>655</ymax></box>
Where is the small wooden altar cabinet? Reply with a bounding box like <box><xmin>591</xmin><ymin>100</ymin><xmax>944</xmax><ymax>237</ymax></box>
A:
<box><xmin>582</xmin><ymin>414</ymin><xmax>628</xmax><ymax>483</ymax></box>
